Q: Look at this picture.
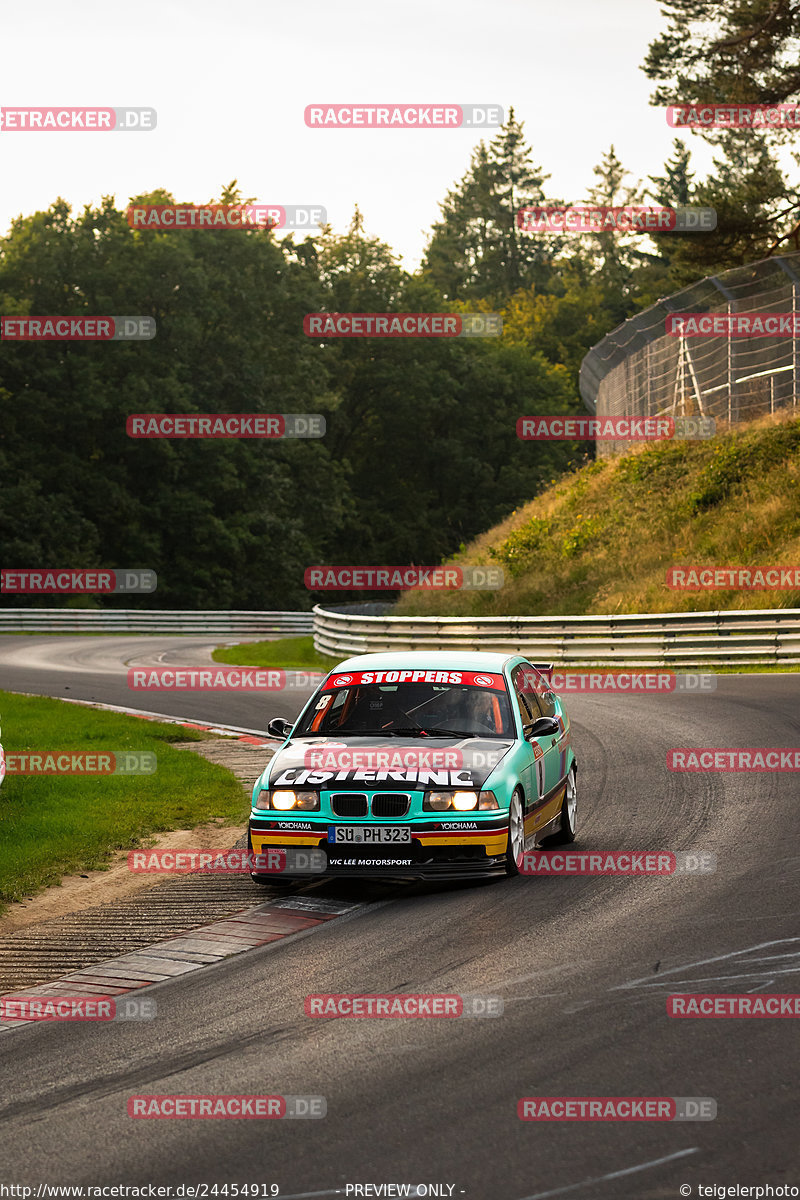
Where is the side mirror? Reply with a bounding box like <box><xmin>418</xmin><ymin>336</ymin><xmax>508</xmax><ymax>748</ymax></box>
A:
<box><xmin>267</xmin><ymin>717</ymin><xmax>293</xmax><ymax>741</ymax></box>
<box><xmin>524</xmin><ymin>716</ymin><xmax>560</xmax><ymax>740</ymax></box>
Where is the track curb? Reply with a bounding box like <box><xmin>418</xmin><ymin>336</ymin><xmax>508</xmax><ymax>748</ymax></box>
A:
<box><xmin>0</xmin><ymin>893</ymin><xmax>359</xmax><ymax>1032</ymax></box>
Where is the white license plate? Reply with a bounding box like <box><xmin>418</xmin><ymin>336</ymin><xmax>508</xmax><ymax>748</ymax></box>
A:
<box><xmin>328</xmin><ymin>826</ymin><xmax>411</xmax><ymax>844</ymax></box>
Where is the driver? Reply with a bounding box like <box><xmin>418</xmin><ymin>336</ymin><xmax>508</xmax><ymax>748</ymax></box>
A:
<box><xmin>419</xmin><ymin>687</ymin><xmax>496</xmax><ymax>733</ymax></box>
<box><xmin>342</xmin><ymin>684</ymin><xmax>402</xmax><ymax>732</ymax></box>
<box><xmin>463</xmin><ymin>690</ymin><xmax>498</xmax><ymax>732</ymax></box>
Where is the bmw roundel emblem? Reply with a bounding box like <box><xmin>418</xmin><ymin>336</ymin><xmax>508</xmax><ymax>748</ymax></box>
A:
<box><xmin>473</xmin><ymin>675</ymin><xmax>494</xmax><ymax>686</ymax></box>
<box><xmin>332</xmin><ymin>675</ymin><xmax>352</xmax><ymax>687</ymax></box>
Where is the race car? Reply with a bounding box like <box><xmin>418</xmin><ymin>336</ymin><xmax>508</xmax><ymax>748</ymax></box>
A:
<box><xmin>248</xmin><ymin>650</ymin><xmax>577</xmax><ymax>881</ymax></box>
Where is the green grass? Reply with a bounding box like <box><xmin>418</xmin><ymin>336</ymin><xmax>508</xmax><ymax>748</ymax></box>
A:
<box><xmin>0</xmin><ymin>691</ymin><xmax>249</xmax><ymax>911</ymax></box>
<box><xmin>213</xmin><ymin>634</ymin><xmax>344</xmax><ymax>670</ymax></box>
<box><xmin>395</xmin><ymin>412</ymin><xmax>800</xmax><ymax>618</ymax></box>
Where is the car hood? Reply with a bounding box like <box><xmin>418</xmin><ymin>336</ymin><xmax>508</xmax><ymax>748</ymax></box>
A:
<box><xmin>264</xmin><ymin>734</ymin><xmax>515</xmax><ymax>791</ymax></box>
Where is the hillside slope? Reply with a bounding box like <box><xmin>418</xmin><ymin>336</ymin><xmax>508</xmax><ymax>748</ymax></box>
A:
<box><xmin>396</xmin><ymin>413</ymin><xmax>800</xmax><ymax>616</ymax></box>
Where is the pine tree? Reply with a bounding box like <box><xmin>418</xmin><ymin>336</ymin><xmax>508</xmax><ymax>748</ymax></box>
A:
<box><xmin>582</xmin><ymin>145</ymin><xmax>649</xmax><ymax>300</ymax></box>
<box><xmin>642</xmin><ymin>1</ymin><xmax>800</xmax><ymax>270</ymax></box>
<box><xmin>644</xmin><ymin>0</ymin><xmax>800</xmax><ymax>124</ymax></box>
<box><xmin>422</xmin><ymin>108</ymin><xmax>555</xmax><ymax>303</ymax></box>
<box><xmin>648</xmin><ymin>139</ymin><xmax>695</xmax><ymax>206</ymax></box>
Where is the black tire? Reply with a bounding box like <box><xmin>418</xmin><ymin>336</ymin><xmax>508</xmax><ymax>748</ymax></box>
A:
<box><xmin>544</xmin><ymin>766</ymin><xmax>577</xmax><ymax>846</ymax></box>
<box><xmin>505</xmin><ymin>790</ymin><xmax>525</xmax><ymax>876</ymax></box>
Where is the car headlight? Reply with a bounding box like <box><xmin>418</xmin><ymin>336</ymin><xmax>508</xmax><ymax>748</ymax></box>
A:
<box><xmin>255</xmin><ymin>789</ymin><xmax>320</xmax><ymax>811</ymax></box>
<box><xmin>423</xmin><ymin>790</ymin><xmax>499</xmax><ymax>812</ymax></box>
<box><xmin>425</xmin><ymin>791</ymin><xmax>455</xmax><ymax>811</ymax></box>
<box><xmin>452</xmin><ymin>790</ymin><xmax>479</xmax><ymax>811</ymax></box>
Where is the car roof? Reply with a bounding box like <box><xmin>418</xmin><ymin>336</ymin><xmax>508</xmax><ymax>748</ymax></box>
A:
<box><xmin>329</xmin><ymin>650</ymin><xmax>520</xmax><ymax>673</ymax></box>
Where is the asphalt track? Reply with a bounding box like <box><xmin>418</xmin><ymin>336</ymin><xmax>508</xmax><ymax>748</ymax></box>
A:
<box><xmin>1</xmin><ymin>636</ymin><xmax>800</xmax><ymax>1198</ymax></box>
<box><xmin>0</xmin><ymin>634</ymin><xmax>317</xmax><ymax>728</ymax></box>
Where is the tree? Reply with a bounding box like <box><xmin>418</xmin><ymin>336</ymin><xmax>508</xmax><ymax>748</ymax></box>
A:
<box><xmin>304</xmin><ymin>216</ymin><xmax>582</xmax><ymax>581</ymax></box>
<box><xmin>649</xmin><ymin>138</ymin><xmax>695</xmax><ymax>206</ymax></box>
<box><xmin>642</xmin><ymin>1</ymin><xmax>800</xmax><ymax>263</ymax></box>
<box><xmin>422</xmin><ymin>109</ymin><xmax>555</xmax><ymax>303</ymax></box>
<box><xmin>498</xmin><ymin>149</ymin><xmax>655</xmax><ymax>392</ymax></box>
<box><xmin>643</xmin><ymin>131</ymin><xmax>800</xmax><ymax>283</ymax></box>
<box><xmin>644</xmin><ymin>0</ymin><xmax>800</xmax><ymax>118</ymax></box>
<box><xmin>0</xmin><ymin>190</ymin><xmax>349</xmax><ymax>608</ymax></box>
<box><xmin>582</xmin><ymin>145</ymin><xmax>652</xmax><ymax>299</ymax></box>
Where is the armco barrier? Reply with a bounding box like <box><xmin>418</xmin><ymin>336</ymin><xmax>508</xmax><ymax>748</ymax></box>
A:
<box><xmin>312</xmin><ymin>605</ymin><xmax>800</xmax><ymax>668</ymax></box>
<box><xmin>0</xmin><ymin>610</ymin><xmax>314</xmax><ymax>635</ymax></box>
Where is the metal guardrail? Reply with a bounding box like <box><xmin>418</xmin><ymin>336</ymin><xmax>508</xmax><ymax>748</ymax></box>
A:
<box><xmin>5</xmin><ymin>605</ymin><xmax>796</xmax><ymax>666</ymax></box>
<box><xmin>0</xmin><ymin>610</ymin><xmax>314</xmax><ymax>635</ymax></box>
<box><xmin>313</xmin><ymin>605</ymin><xmax>800</xmax><ymax>667</ymax></box>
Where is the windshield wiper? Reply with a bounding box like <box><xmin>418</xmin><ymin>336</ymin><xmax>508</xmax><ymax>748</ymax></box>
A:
<box><xmin>411</xmin><ymin>727</ymin><xmax>479</xmax><ymax>739</ymax></box>
<box><xmin>323</xmin><ymin>728</ymin><xmax>403</xmax><ymax>737</ymax></box>
<box><xmin>385</xmin><ymin>725</ymin><xmax>433</xmax><ymax>737</ymax></box>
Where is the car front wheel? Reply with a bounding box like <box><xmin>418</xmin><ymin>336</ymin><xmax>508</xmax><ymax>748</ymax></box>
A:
<box><xmin>505</xmin><ymin>790</ymin><xmax>525</xmax><ymax>876</ymax></box>
<box><xmin>548</xmin><ymin>766</ymin><xmax>577</xmax><ymax>845</ymax></box>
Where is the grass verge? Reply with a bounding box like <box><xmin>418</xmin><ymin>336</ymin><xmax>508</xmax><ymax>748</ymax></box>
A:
<box><xmin>396</xmin><ymin>412</ymin><xmax>800</xmax><ymax>617</ymax></box>
<box><xmin>0</xmin><ymin>691</ymin><xmax>249</xmax><ymax>911</ymax></box>
<box><xmin>213</xmin><ymin>635</ymin><xmax>343</xmax><ymax>670</ymax></box>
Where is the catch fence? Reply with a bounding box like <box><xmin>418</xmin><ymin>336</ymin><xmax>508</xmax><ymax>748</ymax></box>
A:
<box><xmin>580</xmin><ymin>251</ymin><xmax>800</xmax><ymax>455</ymax></box>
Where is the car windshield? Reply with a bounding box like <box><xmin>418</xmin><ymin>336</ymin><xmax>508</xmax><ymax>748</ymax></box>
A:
<box><xmin>295</xmin><ymin>673</ymin><xmax>515</xmax><ymax>739</ymax></box>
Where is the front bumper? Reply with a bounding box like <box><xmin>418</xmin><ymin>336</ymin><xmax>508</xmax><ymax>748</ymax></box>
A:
<box><xmin>248</xmin><ymin>817</ymin><xmax>509</xmax><ymax>880</ymax></box>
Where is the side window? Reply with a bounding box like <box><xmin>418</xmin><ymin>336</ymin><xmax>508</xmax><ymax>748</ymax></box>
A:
<box><xmin>326</xmin><ymin>689</ymin><xmax>349</xmax><ymax>726</ymax></box>
<box><xmin>511</xmin><ymin>666</ymin><xmax>537</xmax><ymax>725</ymax></box>
<box><xmin>520</xmin><ymin>662</ymin><xmax>557</xmax><ymax>719</ymax></box>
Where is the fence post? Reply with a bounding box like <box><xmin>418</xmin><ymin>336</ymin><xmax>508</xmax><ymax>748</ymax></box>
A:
<box><xmin>711</xmin><ymin>276</ymin><xmax>737</xmax><ymax>425</ymax></box>
<box><xmin>774</xmin><ymin>257</ymin><xmax>800</xmax><ymax>408</ymax></box>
